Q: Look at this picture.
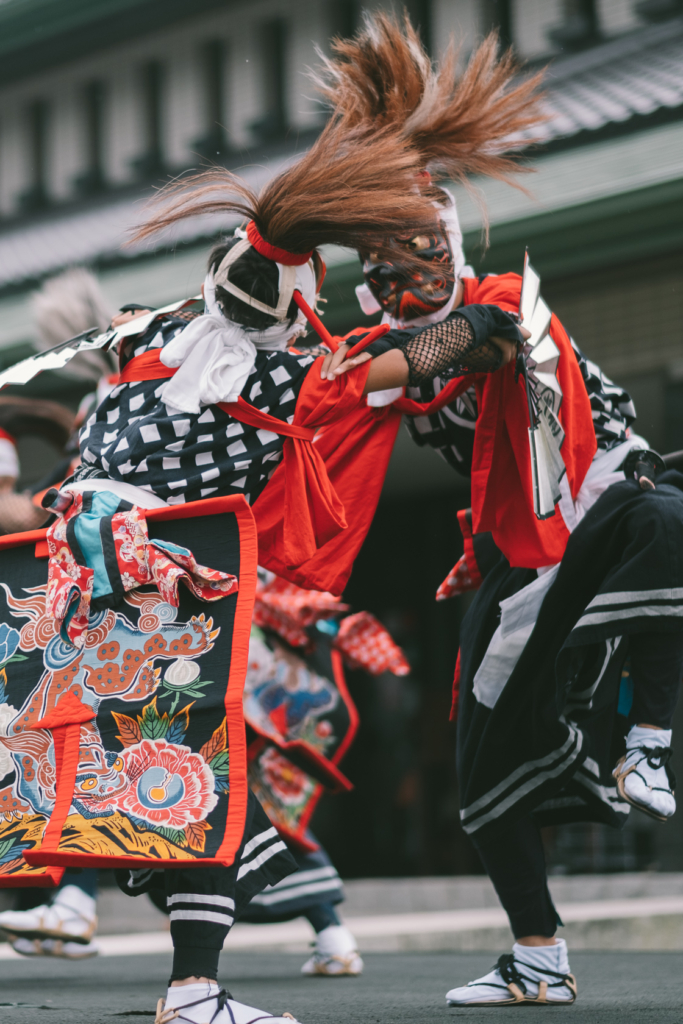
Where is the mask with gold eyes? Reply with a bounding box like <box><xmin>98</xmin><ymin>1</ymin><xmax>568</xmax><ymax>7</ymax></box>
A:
<box><xmin>362</xmin><ymin>227</ymin><xmax>455</xmax><ymax>322</ymax></box>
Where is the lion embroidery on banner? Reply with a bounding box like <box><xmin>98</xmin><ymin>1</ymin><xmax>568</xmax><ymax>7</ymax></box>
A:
<box><xmin>0</xmin><ymin>584</ymin><xmax>222</xmax><ymax>872</ymax></box>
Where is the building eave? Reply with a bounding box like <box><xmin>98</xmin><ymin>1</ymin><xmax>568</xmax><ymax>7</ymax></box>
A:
<box><xmin>0</xmin><ymin>0</ymin><xmax>236</xmax><ymax>87</ymax></box>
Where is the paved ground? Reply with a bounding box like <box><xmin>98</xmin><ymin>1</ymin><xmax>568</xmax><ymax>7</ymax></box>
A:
<box><xmin>2</xmin><ymin>951</ymin><xmax>683</xmax><ymax>1024</ymax></box>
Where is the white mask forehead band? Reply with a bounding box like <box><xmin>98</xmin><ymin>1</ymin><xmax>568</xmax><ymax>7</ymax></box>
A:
<box><xmin>213</xmin><ymin>238</ymin><xmax>300</xmax><ymax>322</ymax></box>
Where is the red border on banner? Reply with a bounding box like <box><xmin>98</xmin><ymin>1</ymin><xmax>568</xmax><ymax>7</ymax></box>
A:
<box><xmin>8</xmin><ymin>494</ymin><xmax>258</xmax><ymax>872</ymax></box>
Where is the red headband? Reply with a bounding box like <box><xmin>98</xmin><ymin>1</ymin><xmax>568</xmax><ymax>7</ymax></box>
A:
<box><xmin>0</xmin><ymin>428</ymin><xmax>16</xmax><ymax>446</ymax></box>
<box><xmin>246</xmin><ymin>221</ymin><xmax>313</xmax><ymax>266</ymax></box>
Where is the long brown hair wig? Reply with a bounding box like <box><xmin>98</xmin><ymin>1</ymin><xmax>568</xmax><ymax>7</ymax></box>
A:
<box><xmin>312</xmin><ymin>11</ymin><xmax>545</xmax><ymax>191</ymax></box>
<box><xmin>132</xmin><ymin>120</ymin><xmax>443</xmax><ymax>269</ymax></box>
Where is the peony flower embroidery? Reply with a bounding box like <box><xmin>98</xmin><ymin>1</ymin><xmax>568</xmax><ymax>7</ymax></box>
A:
<box><xmin>260</xmin><ymin>746</ymin><xmax>308</xmax><ymax>806</ymax></box>
<box><xmin>117</xmin><ymin>739</ymin><xmax>218</xmax><ymax>828</ymax></box>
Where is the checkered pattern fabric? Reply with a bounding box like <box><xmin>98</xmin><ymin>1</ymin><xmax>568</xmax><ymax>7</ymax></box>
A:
<box><xmin>436</xmin><ymin>553</ymin><xmax>479</xmax><ymax>601</ymax></box>
<box><xmin>253</xmin><ymin>575</ymin><xmax>347</xmax><ymax>650</ymax></box>
<box><xmin>404</xmin><ymin>340</ymin><xmax>636</xmax><ymax>477</ymax></box>
<box><xmin>335</xmin><ymin>611</ymin><xmax>410</xmax><ymax>676</ymax></box>
<box><xmin>73</xmin><ymin>314</ymin><xmax>316</xmax><ymax>505</ymax></box>
<box><xmin>570</xmin><ymin>339</ymin><xmax>636</xmax><ymax>449</ymax></box>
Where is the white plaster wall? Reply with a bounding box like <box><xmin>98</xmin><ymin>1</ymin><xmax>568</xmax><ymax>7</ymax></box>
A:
<box><xmin>289</xmin><ymin>0</ymin><xmax>327</xmax><ymax>129</ymax></box>
<box><xmin>0</xmin><ymin>0</ymin><xmax>649</xmax><ymax>217</ymax></box>
<box><xmin>50</xmin><ymin>84</ymin><xmax>85</xmax><ymax>200</ymax></box>
<box><xmin>598</xmin><ymin>0</ymin><xmax>642</xmax><ymax>35</ymax></box>
<box><xmin>165</xmin><ymin>48</ymin><xmax>203</xmax><ymax>170</ymax></box>
<box><xmin>512</xmin><ymin>0</ymin><xmax>564</xmax><ymax>58</ymax></box>
<box><xmin>432</xmin><ymin>0</ymin><xmax>480</xmax><ymax>63</ymax></box>
<box><xmin>108</xmin><ymin>68</ymin><xmax>144</xmax><ymax>186</ymax></box>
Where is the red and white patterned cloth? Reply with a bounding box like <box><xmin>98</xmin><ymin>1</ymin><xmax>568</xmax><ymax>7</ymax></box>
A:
<box><xmin>46</xmin><ymin>493</ymin><xmax>238</xmax><ymax>647</ymax></box>
<box><xmin>253</xmin><ymin>575</ymin><xmax>348</xmax><ymax>650</ymax></box>
<box><xmin>335</xmin><ymin>611</ymin><xmax>409</xmax><ymax>676</ymax></box>
<box><xmin>254</xmin><ymin>575</ymin><xmax>409</xmax><ymax>676</ymax></box>
<box><xmin>435</xmin><ymin>508</ymin><xmax>484</xmax><ymax>601</ymax></box>
<box><xmin>436</xmin><ymin>553</ymin><xmax>479</xmax><ymax>601</ymax></box>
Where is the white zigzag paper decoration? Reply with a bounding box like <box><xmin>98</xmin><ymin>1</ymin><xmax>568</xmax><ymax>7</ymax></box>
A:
<box><xmin>518</xmin><ymin>251</ymin><xmax>565</xmax><ymax>520</ymax></box>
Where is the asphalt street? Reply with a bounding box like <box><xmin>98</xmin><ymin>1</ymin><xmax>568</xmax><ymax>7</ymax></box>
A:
<box><xmin>1</xmin><ymin>951</ymin><xmax>682</xmax><ymax>1024</ymax></box>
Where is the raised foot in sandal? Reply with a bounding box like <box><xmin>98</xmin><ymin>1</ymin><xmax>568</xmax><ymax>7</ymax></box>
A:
<box><xmin>613</xmin><ymin>726</ymin><xmax>676</xmax><ymax>822</ymax></box>
<box><xmin>11</xmin><ymin>936</ymin><xmax>100</xmax><ymax>959</ymax></box>
<box><xmin>301</xmin><ymin>924</ymin><xmax>363</xmax><ymax>977</ymax></box>
<box><xmin>0</xmin><ymin>886</ymin><xmax>97</xmax><ymax>944</ymax></box>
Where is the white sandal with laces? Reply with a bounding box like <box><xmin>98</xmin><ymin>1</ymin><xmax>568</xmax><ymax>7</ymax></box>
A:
<box><xmin>155</xmin><ymin>984</ymin><xmax>300</xmax><ymax>1024</ymax></box>
<box><xmin>301</xmin><ymin>924</ymin><xmax>363</xmax><ymax>977</ymax></box>
<box><xmin>613</xmin><ymin>726</ymin><xmax>676</xmax><ymax>822</ymax></box>
<box><xmin>446</xmin><ymin>940</ymin><xmax>577</xmax><ymax>1007</ymax></box>
<box><xmin>0</xmin><ymin>885</ymin><xmax>97</xmax><ymax>945</ymax></box>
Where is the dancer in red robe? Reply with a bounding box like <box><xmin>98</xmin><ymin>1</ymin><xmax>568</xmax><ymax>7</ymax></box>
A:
<box><xmin>319</xmin><ymin>12</ymin><xmax>682</xmax><ymax>1007</ymax></box>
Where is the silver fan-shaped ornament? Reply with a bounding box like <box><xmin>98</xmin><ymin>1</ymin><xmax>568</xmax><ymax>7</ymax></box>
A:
<box><xmin>0</xmin><ymin>296</ymin><xmax>200</xmax><ymax>392</ymax></box>
<box><xmin>517</xmin><ymin>250</ymin><xmax>565</xmax><ymax>520</ymax></box>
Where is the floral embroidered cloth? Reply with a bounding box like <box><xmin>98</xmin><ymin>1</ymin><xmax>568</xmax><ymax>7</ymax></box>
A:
<box><xmin>46</xmin><ymin>491</ymin><xmax>238</xmax><ymax>648</ymax></box>
<box><xmin>246</xmin><ymin>575</ymin><xmax>410</xmax><ymax>850</ymax></box>
<box><xmin>0</xmin><ymin>494</ymin><xmax>257</xmax><ymax>884</ymax></box>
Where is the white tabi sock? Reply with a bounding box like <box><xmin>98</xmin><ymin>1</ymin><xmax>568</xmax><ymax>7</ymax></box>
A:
<box><xmin>164</xmin><ymin>983</ymin><xmax>222</xmax><ymax>1023</ymax></box>
<box><xmin>621</xmin><ymin>726</ymin><xmax>675</xmax><ymax>819</ymax></box>
<box><xmin>161</xmin><ymin>983</ymin><xmax>300</xmax><ymax>1024</ymax></box>
<box><xmin>446</xmin><ymin>938</ymin><xmax>574</xmax><ymax>1005</ymax></box>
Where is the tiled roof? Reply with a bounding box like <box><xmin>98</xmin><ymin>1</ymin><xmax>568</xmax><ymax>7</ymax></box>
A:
<box><xmin>0</xmin><ymin>19</ymin><xmax>681</xmax><ymax>292</ymax></box>
<box><xmin>0</xmin><ymin>160</ymin><xmax>283</xmax><ymax>292</ymax></box>
<box><xmin>536</xmin><ymin>16</ymin><xmax>683</xmax><ymax>144</ymax></box>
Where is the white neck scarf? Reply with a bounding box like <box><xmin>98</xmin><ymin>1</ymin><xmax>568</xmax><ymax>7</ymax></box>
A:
<box><xmin>159</xmin><ymin>260</ymin><xmax>317</xmax><ymax>415</ymax></box>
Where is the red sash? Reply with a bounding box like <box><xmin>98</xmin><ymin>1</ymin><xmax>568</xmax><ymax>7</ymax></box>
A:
<box><xmin>119</xmin><ymin>349</ymin><xmax>396</xmax><ymax>592</ymax></box>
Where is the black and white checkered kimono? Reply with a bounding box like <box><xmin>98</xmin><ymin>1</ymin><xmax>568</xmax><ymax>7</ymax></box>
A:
<box><xmin>73</xmin><ymin>312</ymin><xmax>317</xmax><ymax>504</ymax></box>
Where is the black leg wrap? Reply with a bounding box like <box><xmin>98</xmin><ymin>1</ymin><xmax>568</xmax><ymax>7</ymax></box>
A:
<box><xmin>170</xmin><ymin>945</ymin><xmax>221</xmax><ymax>983</ymax></box>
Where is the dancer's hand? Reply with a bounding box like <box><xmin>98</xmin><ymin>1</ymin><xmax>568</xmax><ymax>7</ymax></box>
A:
<box><xmin>321</xmin><ymin>344</ymin><xmax>376</xmax><ymax>380</ymax></box>
<box><xmin>111</xmin><ymin>308</ymin><xmax>152</xmax><ymax>328</ymax></box>
<box><xmin>320</xmin><ymin>343</ymin><xmax>372</xmax><ymax>380</ymax></box>
<box><xmin>489</xmin><ymin>325</ymin><xmax>531</xmax><ymax>366</ymax></box>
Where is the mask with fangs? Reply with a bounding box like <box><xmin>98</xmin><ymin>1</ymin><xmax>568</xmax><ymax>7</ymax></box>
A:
<box><xmin>362</xmin><ymin>226</ymin><xmax>455</xmax><ymax>322</ymax></box>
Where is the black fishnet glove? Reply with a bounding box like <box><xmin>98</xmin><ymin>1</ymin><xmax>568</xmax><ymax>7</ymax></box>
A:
<box><xmin>366</xmin><ymin>304</ymin><xmax>523</xmax><ymax>386</ymax></box>
<box><xmin>401</xmin><ymin>316</ymin><xmax>502</xmax><ymax>385</ymax></box>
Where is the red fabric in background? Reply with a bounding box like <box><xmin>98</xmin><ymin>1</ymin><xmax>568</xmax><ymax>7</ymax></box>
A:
<box><xmin>450</xmin><ymin>649</ymin><xmax>462</xmax><ymax>722</ymax></box>
<box><xmin>254</xmin><ymin>360</ymin><xmax>401</xmax><ymax>594</ymax></box>
<box><xmin>253</xmin><ymin>575</ymin><xmax>348</xmax><ymax>650</ymax></box>
<box><xmin>335</xmin><ymin>611</ymin><xmax>410</xmax><ymax>676</ymax></box>
<box><xmin>457</xmin><ymin>274</ymin><xmax>596</xmax><ymax>569</ymax></box>
<box><xmin>436</xmin><ymin>509</ymin><xmax>484</xmax><ymax>601</ymax></box>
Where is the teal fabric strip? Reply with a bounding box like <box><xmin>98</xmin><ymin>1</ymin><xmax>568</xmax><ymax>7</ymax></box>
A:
<box><xmin>73</xmin><ymin>491</ymin><xmax>122</xmax><ymax>600</ymax></box>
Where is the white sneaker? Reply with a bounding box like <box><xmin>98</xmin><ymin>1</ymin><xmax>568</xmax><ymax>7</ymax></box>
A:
<box><xmin>445</xmin><ymin>940</ymin><xmax>577</xmax><ymax>1006</ymax></box>
<box><xmin>301</xmin><ymin>923</ymin><xmax>363</xmax><ymax>977</ymax></box>
<box><xmin>0</xmin><ymin>885</ymin><xmax>97</xmax><ymax>944</ymax></box>
<box><xmin>614</xmin><ymin>726</ymin><xmax>676</xmax><ymax>821</ymax></box>
<box><xmin>12</xmin><ymin>936</ymin><xmax>100</xmax><ymax>959</ymax></box>
<box><xmin>156</xmin><ymin>983</ymin><xmax>300</xmax><ymax>1024</ymax></box>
